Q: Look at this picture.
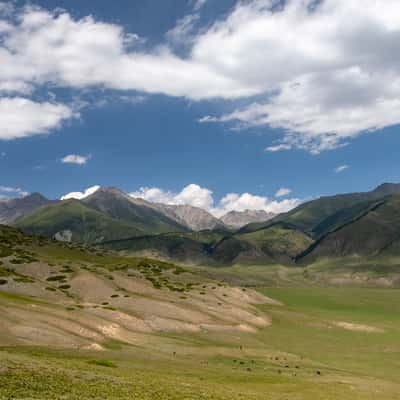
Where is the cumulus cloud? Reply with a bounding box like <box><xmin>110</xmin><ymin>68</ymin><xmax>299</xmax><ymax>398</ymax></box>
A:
<box><xmin>216</xmin><ymin>192</ymin><xmax>301</xmax><ymax>217</ymax></box>
<box><xmin>334</xmin><ymin>164</ymin><xmax>350</xmax><ymax>173</ymax></box>
<box><xmin>0</xmin><ymin>98</ymin><xmax>75</xmax><ymax>140</ymax></box>
<box><xmin>61</xmin><ymin>154</ymin><xmax>91</xmax><ymax>165</ymax></box>
<box><xmin>275</xmin><ymin>187</ymin><xmax>292</xmax><ymax>197</ymax></box>
<box><xmin>61</xmin><ymin>185</ymin><xmax>100</xmax><ymax>200</ymax></box>
<box><xmin>193</xmin><ymin>0</ymin><xmax>400</xmax><ymax>152</ymax></box>
<box><xmin>131</xmin><ymin>184</ymin><xmax>214</xmax><ymax>210</ymax></box>
<box><xmin>131</xmin><ymin>183</ymin><xmax>302</xmax><ymax>217</ymax></box>
<box><xmin>0</xmin><ymin>6</ymin><xmax>254</xmax><ymax>100</ymax></box>
<box><xmin>0</xmin><ymin>1</ymin><xmax>398</xmax><ymax>149</ymax></box>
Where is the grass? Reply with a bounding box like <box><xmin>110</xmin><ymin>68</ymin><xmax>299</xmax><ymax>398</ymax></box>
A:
<box><xmin>2</xmin><ymin>287</ymin><xmax>400</xmax><ymax>399</ymax></box>
<box><xmin>87</xmin><ymin>358</ymin><xmax>117</xmax><ymax>368</ymax></box>
<box><xmin>2</xmin><ymin>225</ymin><xmax>400</xmax><ymax>398</ymax></box>
<box><xmin>256</xmin><ymin>287</ymin><xmax>400</xmax><ymax>381</ymax></box>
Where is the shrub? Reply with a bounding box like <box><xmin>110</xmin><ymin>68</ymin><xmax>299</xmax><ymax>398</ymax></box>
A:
<box><xmin>46</xmin><ymin>275</ymin><xmax>66</xmax><ymax>282</ymax></box>
<box><xmin>87</xmin><ymin>359</ymin><xmax>117</xmax><ymax>368</ymax></box>
<box><xmin>13</xmin><ymin>276</ymin><xmax>34</xmax><ymax>283</ymax></box>
<box><xmin>103</xmin><ymin>306</ymin><xmax>117</xmax><ymax>311</ymax></box>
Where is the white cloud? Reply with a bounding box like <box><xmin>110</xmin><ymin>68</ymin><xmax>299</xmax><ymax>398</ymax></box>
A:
<box><xmin>0</xmin><ymin>97</ymin><xmax>75</xmax><ymax>140</ymax></box>
<box><xmin>61</xmin><ymin>154</ymin><xmax>91</xmax><ymax>165</ymax></box>
<box><xmin>166</xmin><ymin>13</ymin><xmax>200</xmax><ymax>45</ymax></box>
<box><xmin>131</xmin><ymin>184</ymin><xmax>214</xmax><ymax>210</ymax></box>
<box><xmin>0</xmin><ymin>80</ymin><xmax>33</xmax><ymax>94</ymax></box>
<box><xmin>0</xmin><ymin>185</ymin><xmax>28</xmax><ymax>197</ymax></box>
<box><xmin>0</xmin><ymin>1</ymin><xmax>398</xmax><ymax>149</ymax></box>
<box><xmin>61</xmin><ymin>185</ymin><xmax>100</xmax><ymax>200</ymax></box>
<box><xmin>216</xmin><ymin>192</ymin><xmax>301</xmax><ymax>217</ymax></box>
<box><xmin>175</xmin><ymin>184</ymin><xmax>214</xmax><ymax>209</ymax></box>
<box><xmin>131</xmin><ymin>183</ymin><xmax>302</xmax><ymax>217</ymax></box>
<box><xmin>0</xmin><ymin>6</ymin><xmax>254</xmax><ymax>101</ymax></box>
<box><xmin>275</xmin><ymin>187</ymin><xmax>292</xmax><ymax>197</ymax></box>
<box><xmin>265</xmin><ymin>143</ymin><xmax>292</xmax><ymax>153</ymax></box>
<box><xmin>192</xmin><ymin>0</ymin><xmax>400</xmax><ymax>152</ymax></box>
<box><xmin>334</xmin><ymin>164</ymin><xmax>349</xmax><ymax>173</ymax></box>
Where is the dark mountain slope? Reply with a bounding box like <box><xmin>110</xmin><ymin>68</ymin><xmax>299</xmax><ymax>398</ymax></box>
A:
<box><xmin>213</xmin><ymin>225</ymin><xmax>313</xmax><ymax>265</ymax></box>
<box><xmin>298</xmin><ymin>194</ymin><xmax>400</xmax><ymax>263</ymax></box>
<box><xmin>103</xmin><ymin>224</ymin><xmax>313</xmax><ymax>266</ymax></box>
<box><xmin>240</xmin><ymin>183</ymin><xmax>400</xmax><ymax>239</ymax></box>
<box><xmin>82</xmin><ymin>187</ymin><xmax>188</xmax><ymax>234</ymax></box>
<box><xmin>102</xmin><ymin>231</ymin><xmax>220</xmax><ymax>265</ymax></box>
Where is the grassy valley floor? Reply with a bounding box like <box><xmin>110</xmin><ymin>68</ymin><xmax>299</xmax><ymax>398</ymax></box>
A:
<box><xmin>2</xmin><ymin>286</ymin><xmax>400</xmax><ymax>399</ymax></box>
<box><xmin>1</xmin><ymin>225</ymin><xmax>400</xmax><ymax>399</ymax></box>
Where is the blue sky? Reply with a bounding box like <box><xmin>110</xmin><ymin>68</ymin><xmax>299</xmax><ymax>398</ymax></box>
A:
<box><xmin>1</xmin><ymin>0</ymin><xmax>400</xmax><ymax>215</ymax></box>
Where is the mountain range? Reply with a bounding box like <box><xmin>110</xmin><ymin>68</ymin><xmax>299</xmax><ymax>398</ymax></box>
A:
<box><xmin>1</xmin><ymin>187</ymin><xmax>273</xmax><ymax>241</ymax></box>
<box><xmin>4</xmin><ymin>182</ymin><xmax>400</xmax><ymax>268</ymax></box>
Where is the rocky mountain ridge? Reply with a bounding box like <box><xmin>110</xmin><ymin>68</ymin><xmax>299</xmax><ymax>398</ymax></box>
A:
<box><xmin>1</xmin><ymin>187</ymin><xmax>275</xmax><ymax>231</ymax></box>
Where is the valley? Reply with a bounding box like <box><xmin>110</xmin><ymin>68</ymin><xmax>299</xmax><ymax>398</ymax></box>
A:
<box><xmin>2</xmin><ymin>1</ymin><xmax>399</xmax><ymax>398</ymax></box>
<box><xmin>2</xmin><ymin>184</ymin><xmax>400</xmax><ymax>399</ymax></box>
<box><xmin>5</xmin><ymin>183</ymin><xmax>400</xmax><ymax>271</ymax></box>
<box><xmin>1</xmin><ymin>223</ymin><xmax>400</xmax><ymax>398</ymax></box>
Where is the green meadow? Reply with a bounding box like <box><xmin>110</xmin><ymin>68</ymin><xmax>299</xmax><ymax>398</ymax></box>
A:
<box><xmin>2</xmin><ymin>285</ymin><xmax>400</xmax><ymax>399</ymax></box>
<box><xmin>2</xmin><ymin>226</ymin><xmax>400</xmax><ymax>399</ymax></box>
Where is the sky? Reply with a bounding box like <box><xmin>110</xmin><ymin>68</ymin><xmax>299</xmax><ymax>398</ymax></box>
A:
<box><xmin>1</xmin><ymin>0</ymin><xmax>400</xmax><ymax>216</ymax></box>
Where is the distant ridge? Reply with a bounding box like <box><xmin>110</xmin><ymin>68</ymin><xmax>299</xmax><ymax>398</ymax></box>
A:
<box><xmin>8</xmin><ymin>182</ymin><xmax>400</xmax><ymax>267</ymax></box>
<box><xmin>83</xmin><ymin>187</ymin><xmax>188</xmax><ymax>234</ymax></box>
<box><xmin>221</xmin><ymin>209</ymin><xmax>274</xmax><ymax>228</ymax></box>
<box><xmin>0</xmin><ymin>193</ymin><xmax>52</xmax><ymax>224</ymax></box>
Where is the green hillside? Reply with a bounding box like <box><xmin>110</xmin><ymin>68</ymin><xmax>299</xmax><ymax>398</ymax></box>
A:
<box><xmin>102</xmin><ymin>230</ymin><xmax>228</xmax><ymax>264</ymax></box>
<box><xmin>241</xmin><ymin>183</ymin><xmax>400</xmax><ymax>239</ymax></box>
<box><xmin>104</xmin><ymin>226</ymin><xmax>313</xmax><ymax>266</ymax></box>
<box><xmin>299</xmin><ymin>194</ymin><xmax>400</xmax><ymax>263</ymax></box>
<box><xmin>212</xmin><ymin>226</ymin><xmax>313</xmax><ymax>265</ymax></box>
<box><xmin>13</xmin><ymin>183</ymin><xmax>400</xmax><ymax>267</ymax></box>
<box><xmin>83</xmin><ymin>187</ymin><xmax>188</xmax><ymax>234</ymax></box>
<box><xmin>2</xmin><ymin>225</ymin><xmax>400</xmax><ymax>399</ymax></box>
<box><xmin>15</xmin><ymin>199</ymin><xmax>144</xmax><ymax>244</ymax></box>
<box><xmin>241</xmin><ymin>194</ymin><xmax>378</xmax><ymax>237</ymax></box>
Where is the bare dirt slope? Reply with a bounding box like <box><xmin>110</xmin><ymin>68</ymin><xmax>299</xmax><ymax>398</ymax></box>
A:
<box><xmin>0</xmin><ymin>226</ymin><xmax>272</xmax><ymax>349</ymax></box>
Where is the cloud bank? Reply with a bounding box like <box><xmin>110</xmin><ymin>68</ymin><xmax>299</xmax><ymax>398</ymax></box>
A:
<box><xmin>0</xmin><ymin>1</ymin><xmax>399</xmax><ymax>150</ymax></box>
<box><xmin>130</xmin><ymin>183</ymin><xmax>301</xmax><ymax>217</ymax></box>
<box><xmin>61</xmin><ymin>183</ymin><xmax>301</xmax><ymax>217</ymax></box>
